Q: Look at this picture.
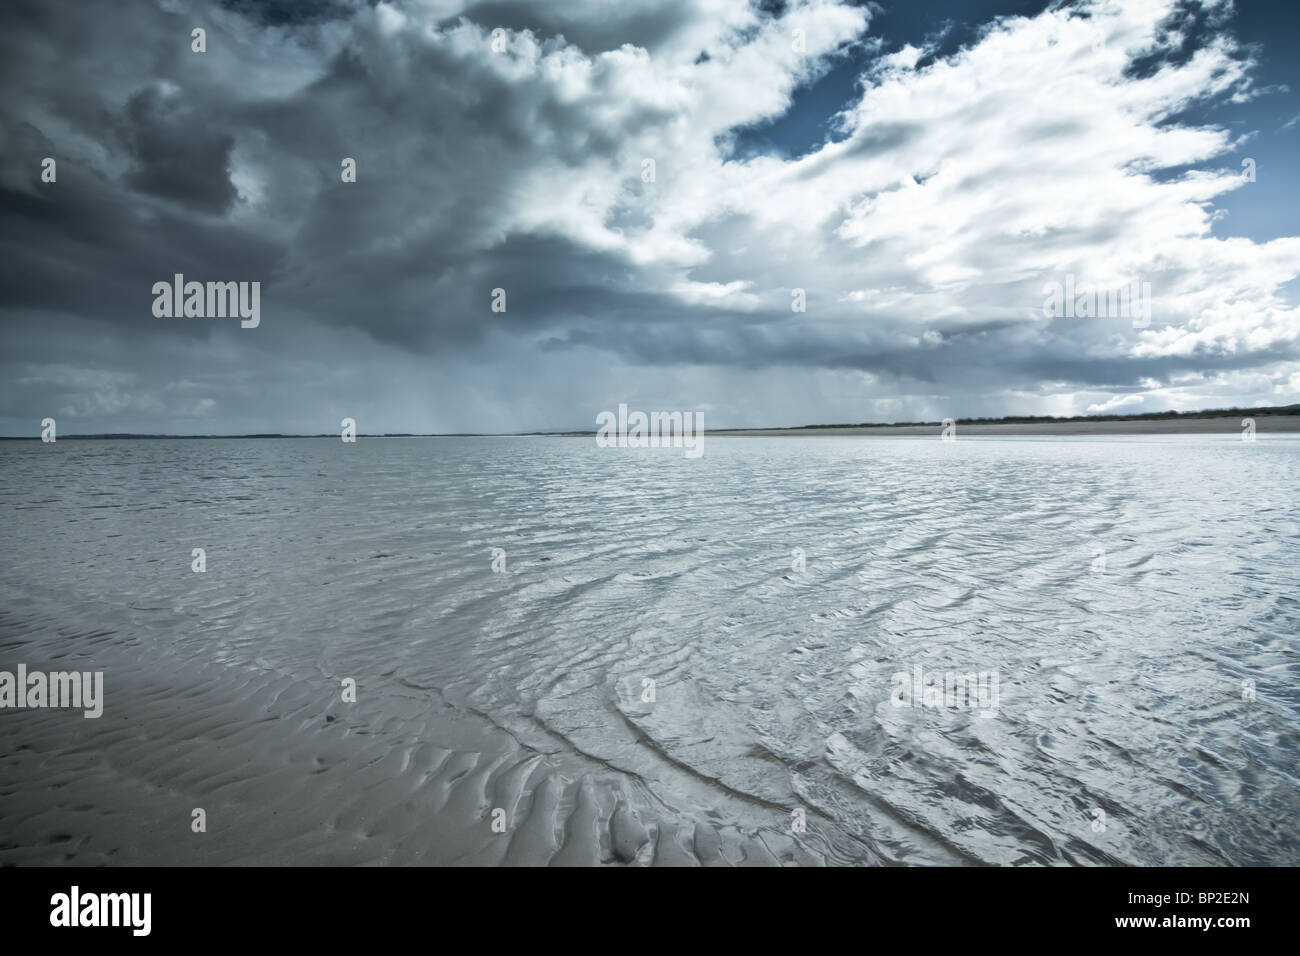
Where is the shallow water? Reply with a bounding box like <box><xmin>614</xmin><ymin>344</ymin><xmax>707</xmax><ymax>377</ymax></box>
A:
<box><xmin>1</xmin><ymin>435</ymin><xmax>1298</xmax><ymax>865</ymax></box>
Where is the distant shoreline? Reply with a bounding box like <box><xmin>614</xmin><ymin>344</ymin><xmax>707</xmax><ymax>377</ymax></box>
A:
<box><xmin>4</xmin><ymin>406</ymin><xmax>1298</xmax><ymax>439</ymax></box>
<box><xmin>707</xmin><ymin>414</ymin><xmax>1300</xmax><ymax>437</ymax></box>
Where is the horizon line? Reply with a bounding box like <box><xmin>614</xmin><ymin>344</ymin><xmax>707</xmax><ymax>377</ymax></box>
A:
<box><xmin>5</xmin><ymin>403</ymin><xmax>1298</xmax><ymax>440</ymax></box>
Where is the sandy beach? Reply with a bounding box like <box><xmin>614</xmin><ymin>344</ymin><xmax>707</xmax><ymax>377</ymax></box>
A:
<box><xmin>707</xmin><ymin>414</ymin><xmax>1300</xmax><ymax>437</ymax></box>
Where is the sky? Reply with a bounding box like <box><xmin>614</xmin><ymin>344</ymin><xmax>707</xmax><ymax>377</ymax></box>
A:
<box><xmin>1</xmin><ymin>0</ymin><xmax>1298</xmax><ymax>435</ymax></box>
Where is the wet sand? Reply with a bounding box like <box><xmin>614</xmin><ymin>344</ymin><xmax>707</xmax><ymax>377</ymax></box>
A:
<box><xmin>0</xmin><ymin>604</ymin><xmax>847</xmax><ymax>867</ymax></box>
<box><xmin>3</xmin><ymin>436</ymin><xmax>1295</xmax><ymax>867</ymax></box>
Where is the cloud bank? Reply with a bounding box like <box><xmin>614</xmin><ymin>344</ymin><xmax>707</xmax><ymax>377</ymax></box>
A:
<box><xmin>1</xmin><ymin>0</ymin><xmax>1297</xmax><ymax>433</ymax></box>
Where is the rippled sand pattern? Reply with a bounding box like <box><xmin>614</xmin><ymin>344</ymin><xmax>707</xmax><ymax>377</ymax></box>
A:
<box><xmin>1</xmin><ymin>436</ymin><xmax>1298</xmax><ymax>865</ymax></box>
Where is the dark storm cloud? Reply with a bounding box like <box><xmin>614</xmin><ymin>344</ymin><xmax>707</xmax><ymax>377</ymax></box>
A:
<box><xmin>0</xmin><ymin>121</ymin><xmax>279</xmax><ymax>330</ymax></box>
<box><xmin>220</xmin><ymin>0</ymin><xmax>359</xmax><ymax>27</ymax></box>
<box><xmin>120</xmin><ymin>85</ymin><xmax>239</xmax><ymax>214</ymax></box>
<box><xmin>455</xmin><ymin>0</ymin><xmax>700</xmax><ymax>54</ymax></box>
<box><xmin>0</xmin><ymin>0</ymin><xmax>1295</xmax><ymax>435</ymax></box>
